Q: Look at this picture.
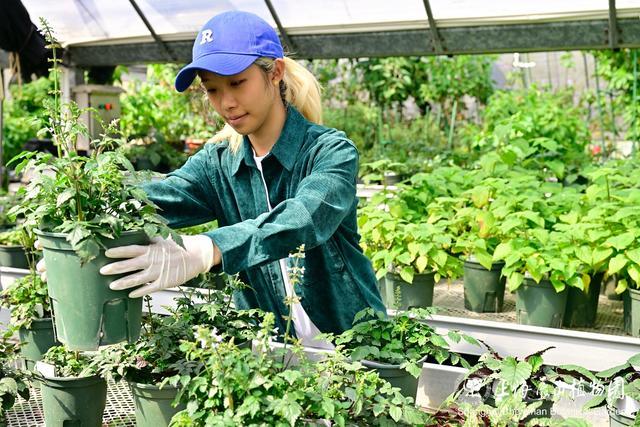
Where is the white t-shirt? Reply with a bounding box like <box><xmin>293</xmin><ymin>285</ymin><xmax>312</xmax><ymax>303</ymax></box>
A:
<box><xmin>253</xmin><ymin>151</ymin><xmax>333</xmax><ymax>349</ymax></box>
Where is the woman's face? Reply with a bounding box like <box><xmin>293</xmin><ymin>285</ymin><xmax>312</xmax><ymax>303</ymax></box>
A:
<box><xmin>199</xmin><ymin>61</ymin><xmax>283</xmax><ymax>136</ymax></box>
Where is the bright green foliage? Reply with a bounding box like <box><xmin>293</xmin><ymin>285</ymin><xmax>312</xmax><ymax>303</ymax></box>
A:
<box><xmin>41</xmin><ymin>345</ymin><xmax>96</xmax><ymax>378</ymax></box>
<box><xmin>592</xmin><ymin>49</ymin><xmax>640</xmax><ymax>144</ymax></box>
<box><xmin>169</xmin><ymin>313</ymin><xmax>430</xmax><ymax>426</ymax></box>
<box><xmin>0</xmin><ymin>228</ymin><xmax>23</xmax><ymax>246</ymax></box>
<box><xmin>476</xmin><ymin>86</ymin><xmax>591</xmax><ymax>179</ymax></box>
<box><xmin>2</xmin><ymin>76</ymin><xmax>53</xmax><ymax>165</ymax></box>
<box><xmin>8</xmin><ymin>21</ymin><xmax>179</xmax><ymax>264</ymax></box>
<box><xmin>359</xmin><ymin>167</ymin><xmax>473</xmax><ymax>282</ymax></box>
<box><xmin>324</xmin><ymin>308</ymin><xmax>477</xmax><ymax>379</ymax></box>
<box><xmin>119</xmin><ymin>64</ymin><xmax>219</xmax><ymax>142</ymax></box>
<box><xmin>0</xmin><ymin>273</ymin><xmax>51</xmax><ymax>330</ymax></box>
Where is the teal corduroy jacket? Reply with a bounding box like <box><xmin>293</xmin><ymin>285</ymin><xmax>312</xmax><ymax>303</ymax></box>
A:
<box><xmin>143</xmin><ymin>106</ymin><xmax>385</xmax><ymax>335</ymax></box>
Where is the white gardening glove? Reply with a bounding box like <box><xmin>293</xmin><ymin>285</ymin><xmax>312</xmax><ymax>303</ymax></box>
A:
<box><xmin>35</xmin><ymin>239</ymin><xmax>47</xmax><ymax>282</ymax></box>
<box><xmin>100</xmin><ymin>235</ymin><xmax>217</xmax><ymax>298</ymax></box>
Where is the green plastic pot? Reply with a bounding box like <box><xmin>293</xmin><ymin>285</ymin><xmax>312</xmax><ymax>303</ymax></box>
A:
<box><xmin>627</xmin><ymin>288</ymin><xmax>640</xmax><ymax>338</ymax></box>
<box><xmin>129</xmin><ymin>381</ymin><xmax>185</xmax><ymax>426</ymax></box>
<box><xmin>515</xmin><ymin>278</ymin><xmax>568</xmax><ymax>328</ymax></box>
<box><xmin>361</xmin><ymin>358</ymin><xmax>422</xmax><ymax>400</ymax></box>
<box><xmin>40</xmin><ymin>374</ymin><xmax>107</xmax><ymax>427</ymax></box>
<box><xmin>35</xmin><ymin>230</ymin><xmax>147</xmax><ymax>351</ymax></box>
<box><xmin>384</xmin><ymin>272</ymin><xmax>435</xmax><ymax>310</ymax></box>
<box><xmin>563</xmin><ymin>272</ymin><xmax>603</xmax><ymax>328</ymax></box>
<box><xmin>0</xmin><ymin>245</ymin><xmax>29</xmax><ymax>269</ymax></box>
<box><xmin>18</xmin><ymin>317</ymin><xmax>58</xmax><ymax>371</ymax></box>
<box><xmin>463</xmin><ymin>260</ymin><xmax>505</xmax><ymax>313</ymax></box>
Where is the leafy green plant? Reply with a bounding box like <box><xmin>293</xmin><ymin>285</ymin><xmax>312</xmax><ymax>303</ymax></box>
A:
<box><xmin>2</xmin><ymin>76</ymin><xmax>53</xmax><ymax>165</ymax></box>
<box><xmin>583</xmin><ymin>353</ymin><xmax>640</xmax><ymax>423</ymax></box>
<box><xmin>0</xmin><ymin>193</ymin><xmax>23</xmax><ymax>229</ymax></box>
<box><xmin>477</xmin><ymin>86</ymin><xmax>591</xmax><ymax>179</ymax></box>
<box><xmin>169</xmin><ymin>313</ymin><xmax>429</xmax><ymax>426</ymax></box>
<box><xmin>0</xmin><ymin>228</ymin><xmax>23</xmax><ymax>246</ymax></box>
<box><xmin>92</xmin><ymin>305</ymin><xmax>192</xmax><ymax>385</ymax></box>
<box><xmin>323</xmin><ymin>308</ymin><xmax>477</xmax><ymax>379</ymax></box>
<box><xmin>8</xmin><ymin>20</ymin><xmax>178</xmax><ymax>263</ymax></box>
<box><xmin>119</xmin><ymin>64</ymin><xmax>219</xmax><ymax>142</ymax></box>
<box><xmin>0</xmin><ymin>273</ymin><xmax>51</xmax><ymax>330</ymax></box>
<box><xmin>41</xmin><ymin>345</ymin><xmax>96</xmax><ymax>378</ymax></box>
<box><xmin>450</xmin><ymin>342</ymin><xmax>595</xmax><ymax>410</ymax></box>
<box><xmin>0</xmin><ymin>330</ymin><xmax>30</xmax><ymax>419</ymax></box>
<box><xmin>120</xmin><ymin>133</ymin><xmax>187</xmax><ymax>172</ymax></box>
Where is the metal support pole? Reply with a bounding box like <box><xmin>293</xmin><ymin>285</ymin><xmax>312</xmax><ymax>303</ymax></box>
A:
<box><xmin>448</xmin><ymin>100</ymin><xmax>457</xmax><ymax>151</ymax></box>
<box><xmin>264</xmin><ymin>0</ymin><xmax>295</xmax><ymax>53</ymax></box>
<box><xmin>128</xmin><ymin>0</ymin><xmax>176</xmax><ymax>62</ymax></box>
<box><xmin>594</xmin><ymin>56</ymin><xmax>607</xmax><ymax>162</ymax></box>
<box><xmin>608</xmin><ymin>0</ymin><xmax>619</xmax><ymax>50</ymax></box>
<box><xmin>422</xmin><ymin>0</ymin><xmax>443</xmax><ymax>54</ymax></box>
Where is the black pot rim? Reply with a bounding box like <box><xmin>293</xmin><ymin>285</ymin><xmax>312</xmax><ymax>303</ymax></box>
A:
<box><xmin>463</xmin><ymin>259</ymin><xmax>505</xmax><ymax>271</ymax></box>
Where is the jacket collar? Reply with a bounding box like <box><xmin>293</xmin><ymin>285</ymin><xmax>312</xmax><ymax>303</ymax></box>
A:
<box><xmin>231</xmin><ymin>105</ymin><xmax>307</xmax><ymax>176</ymax></box>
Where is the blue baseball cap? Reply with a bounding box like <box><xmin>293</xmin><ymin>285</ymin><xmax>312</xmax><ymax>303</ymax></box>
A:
<box><xmin>175</xmin><ymin>11</ymin><xmax>284</xmax><ymax>92</ymax></box>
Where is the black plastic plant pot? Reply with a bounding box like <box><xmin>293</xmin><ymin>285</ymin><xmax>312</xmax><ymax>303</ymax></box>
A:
<box><xmin>18</xmin><ymin>317</ymin><xmax>58</xmax><ymax>372</ymax></box>
<box><xmin>384</xmin><ymin>272</ymin><xmax>435</xmax><ymax>310</ymax></box>
<box><xmin>129</xmin><ymin>381</ymin><xmax>185</xmax><ymax>427</ymax></box>
<box><xmin>463</xmin><ymin>260</ymin><xmax>505</xmax><ymax>313</ymax></box>
<box><xmin>515</xmin><ymin>278</ymin><xmax>568</xmax><ymax>328</ymax></box>
<box><xmin>563</xmin><ymin>272</ymin><xmax>603</xmax><ymax>328</ymax></box>
<box><xmin>361</xmin><ymin>358</ymin><xmax>421</xmax><ymax>400</ymax></box>
<box><xmin>0</xmin><ymin>245</ymin><xmax>29</xmax><ymax>269</ymax></box>
<box><xmin>40</xmin><ymin>374</ymin><xmax>107</xmax><ymax>427</ymax></box>
<box><xmin>35</xmin><ymin>230</ymin><xmax>147</xmax><ymax>351</ymax></box>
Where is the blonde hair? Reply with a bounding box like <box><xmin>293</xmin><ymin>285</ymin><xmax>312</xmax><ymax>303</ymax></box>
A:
<box><xmin>209</xmin><ymin>57</ymin><xmax>322</xmax><ymax>153</ymax></box>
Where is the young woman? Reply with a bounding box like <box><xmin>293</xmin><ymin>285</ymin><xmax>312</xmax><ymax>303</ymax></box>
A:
<box><xmin>98</xmin><ymin>10</ymin><xmax>385</xmax><ymax>347</ymax></box>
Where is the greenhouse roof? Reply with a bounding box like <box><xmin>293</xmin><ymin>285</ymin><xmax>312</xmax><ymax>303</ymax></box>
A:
<box><xmin>5</xmin><ymin>0</ymin><xmax>640</xmax><ymax>66</ymax></box>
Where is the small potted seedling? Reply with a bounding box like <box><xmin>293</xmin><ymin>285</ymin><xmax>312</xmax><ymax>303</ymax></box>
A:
<box><xmin>322</xmin><ymin>307</ymin><xmax>477</xmax><ymax>400</ymax></box>
<box><xmin>37</xmin><ymin>346</ymin><xmax>106</xmax><ymax>426</ymax></box>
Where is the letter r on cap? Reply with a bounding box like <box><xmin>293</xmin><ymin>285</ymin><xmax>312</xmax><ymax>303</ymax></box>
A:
<box><xmin>200</xmin><ymin>29</ymin><xmax>213</xmax><ymax>44</ymax></box>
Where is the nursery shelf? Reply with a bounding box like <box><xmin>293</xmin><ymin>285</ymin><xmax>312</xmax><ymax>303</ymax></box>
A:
<box><xmin>407</xmin><ymin>280</ymin><xmax>640</xmax><ymax>372</ymax></box>
<box><xmin>5</xmin><ymin>380</ymin><xmax>136</xmax><ymax>427</ymax></box>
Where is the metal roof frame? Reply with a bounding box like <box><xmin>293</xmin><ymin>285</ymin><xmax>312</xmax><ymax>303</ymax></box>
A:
<box><xmin>5</xmin><ymin>17</ymin><xmax>633</xmax><ymax>69</ymax></box>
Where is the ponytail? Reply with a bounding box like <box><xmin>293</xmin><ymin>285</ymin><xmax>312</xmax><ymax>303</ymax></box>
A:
<box><xmin>209</xmin><ymin>56</ymin><xmax>322</xmax><ymax>153</ymax></box>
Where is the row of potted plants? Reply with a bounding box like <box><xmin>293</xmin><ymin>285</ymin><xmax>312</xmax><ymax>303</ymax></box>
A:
<box><xmin>359</xmin><ymin>155</ymin><xmax>640</xmax><ymax>334</ymax></box>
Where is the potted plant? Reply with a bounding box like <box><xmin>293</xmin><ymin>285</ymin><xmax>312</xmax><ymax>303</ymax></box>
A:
<box><xmin>93</xmin><ymin>305</ymin><xmax>190</xmax><ymax>426</ymax></box>
<box><xmin>449</xmin><ymin>342</ymin><xmax>595</xmax><ymax>424</ymax></box>
<box><xmin>169</xmin><ymin>313</ymin><xmax>429</xmax><ymax>426</ymax></box>
<box><xmin>0</xmin><ymin>225</ymin><xmax>57</xmax><ymax>371</ymax></box>
<box><xmin>583</xmin><ymin>353</ymin><xmax>640</xmax><ymax>426</ymax></box>
<box><xmin>9</xmin><ymin>20</ymin><xmax>178</xmax><ymax>351</ymax></box>
<box><xmin>0</xmin><ymin>228</ymin><xmax>29</xmax><ymax>269</ymax></box>
<box><xmin>360</xmin><ymin>198</ymin><xmax>462</xmax><ymax>310</ymax></box>
<box><xmin>432</xmin><ymin>179</ymin><xmax>512</xmax><ymax>313</ymax></box>
<box><xmin>321</xmin><ymin>307</ymin><xmax>477</xmax><ymax>400</ymax></box>
<box><xmin>0</xmin><ymin>330</ymin><xmax>30</xmax><ymax>425</ymax></box>
<box><xmin>493</xmin><ymin>225</ymin><xmax>595</xmax><ymax>328</ymax></box>
<box><xmin>0</xmin><ymin>273</ymin><xmax>56</xmax><ymax>371</ymax></box>
<box><xmin>37</xmin><ymin>345</ymin><xmax>106</xmax><ymax>426</ymax></box>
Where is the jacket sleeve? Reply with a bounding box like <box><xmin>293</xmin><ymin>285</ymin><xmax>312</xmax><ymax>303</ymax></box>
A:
<box><xmin>141</xmin><ymin>146</ymin><xmax>219</xmax><ymax>229</ymax></box>
<box><xmin>207</xmin><ymin>137</ymin><xmax>358</xmax><ymax>274</ymax></box>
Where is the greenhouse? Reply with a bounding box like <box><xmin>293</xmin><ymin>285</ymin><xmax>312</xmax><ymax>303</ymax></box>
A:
<box><xmin>0</xmin><ymin>0</ymin><xmax>640</xmax><ymax>426</ymax></box>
